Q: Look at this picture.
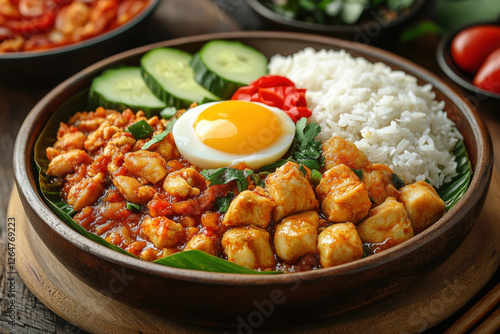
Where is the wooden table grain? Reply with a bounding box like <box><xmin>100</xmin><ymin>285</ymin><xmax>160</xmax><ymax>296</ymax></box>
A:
<box><xmin>1</xmin><ymin>1</ymin><xmax>498</xmax><ymax>333</ymax></box>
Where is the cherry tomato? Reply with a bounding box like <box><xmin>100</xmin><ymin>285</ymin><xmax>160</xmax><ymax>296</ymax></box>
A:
<box><xmin>472</xmin><ymin>48</ymin><xmax>500</xmax><ymax>94</ymax></box>
<box><xmin>451</xmin><ymin>25</ymin><xmax>500</xmax><ymax>75</ymax></box>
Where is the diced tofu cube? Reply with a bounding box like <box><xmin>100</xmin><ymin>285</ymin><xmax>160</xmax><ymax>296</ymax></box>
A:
<box><xmin>399</xmin><ymin>181</ymin><xmax>445</xmax><ymax>231</ymax></box>
<box><xmin>274</xmin><ymin>211</ymin><xmax>319</xmax><ymax>262</ymax></box>
<box><xmin>265</xmin><ymin>161</ymin><xmax>317</xmax><ymax>222</ymax></box>
<box><xmin>222</xmin><ymin>189</ymin><xmax>274</xmax><ymax>228</ymax></box>
<box><xmin>315</xmin><ymin>164</ymin><xmax>371</xmax><ymax>224</ymax></box>
<box><xmin>222</xmin><ymin>227</ymin><xmax>275</xmax><ymax>270</ymax></box>
<box><xmin>322</xmin><ymin>136</ymin><xmax>370</xmax><ymax>170</ymax></box>
<box><xmin>184</xmin><ymin>233</ymin><xmax>217</xmax><ymax>256</ymax></box>
<box><xmin>141</xmin><ymin>216</ymin><xmax>185</xmax><ymax>249</ymax></box>
<box><xmin>317</xmin><ymin>222</ymin><xmax>364</xmax><ymax>268</ymax></box>
<box><xmin>357</xmin><ymin>197</ymin><xmax>414</xmax><ymax>251</ymax></box>
<box><xmin>362</xmin><ymin>164</ymin><xmax>401</xmax><ymax>206</ymax></box>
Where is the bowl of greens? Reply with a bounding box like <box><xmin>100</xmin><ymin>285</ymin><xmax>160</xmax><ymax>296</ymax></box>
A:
<box><xmin>247</xmin><ymin>0</ymin><xmax>426</xmax><ymax>39</ymax></box>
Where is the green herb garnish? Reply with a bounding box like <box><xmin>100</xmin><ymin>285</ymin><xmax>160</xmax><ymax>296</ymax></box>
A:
<box><xmin>291</xmin><ymin>117</ymin><xmax>325</xmax><ymax>171</ymax></box>
<box><xmin>311</xmin><ymin>169</ymin><xmax>322</xmax><ymax>187</ymax></box>
<box><xmin>126</xmin><ymin>120</ymin><xmax>154</xmax><ymax>139</ymax></box>
<box><xmin>391</xmin><ymin>173</ymin><xmax>406</xmax><ymax>190</ymax></box>
<box><xmin>141</xmin><ymin>116</ymin><xmax>177</xmax><ymax>150</ymax></box>
<box><xmin>216</xmin><ymin>192</ymin><xmax>236</xmax><ymax>213</ymax></box>
<box><xmin>201</xmin><ymin>167</ymin><xmax>254</xmax><ymax>193</ymax></box>
<box><xmin>126</xmin><ymin>202</ymin><xmax>141</xmax><ymax>212</ymax></box>
<box><xmin>352</xmin><ymin>169</ymin><xmax>363</xmax><ymax>180</ymax></box>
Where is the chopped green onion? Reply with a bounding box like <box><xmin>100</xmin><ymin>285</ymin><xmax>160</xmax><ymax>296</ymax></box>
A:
<box><xmin>126</xmin><ymin>120</ymin><xmax>154</xmax><ymax>139</ymax></box>
<box><xmin>311</xmin><ymin>169</ymin><xmax>322</xmax><ymax>187</ymax></box>
<box><xmin>126</xmin><ymin>202</ymin><xmax>141</xmax><ymax>212</ymax></box>
<box><xmin>160</xmin><ymin>107</ymin><xmax>177</xmax><ymax>119</ymax></box>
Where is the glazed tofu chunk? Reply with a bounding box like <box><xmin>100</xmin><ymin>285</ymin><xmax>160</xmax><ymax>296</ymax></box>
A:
<box><xmin>322</xmin><ymin>136</ymin><xmax>370</xmax><ymax>170</ymax></box>
<box><xmin>222</xmin><ymin>227</ymin><xmax>276</xmax><ymax>270</ymax></box>
<box><xmin>362</xmin><ymin>164</ymin><xmax>401</xmax><ymax>206</ymax></box>
<box><xmin>184</xmin><ymin>233</ymin><xmax>217</xmax><ymax>256</ymax></box>
<box><xmin>399</xmin><ymin>181</ymin><xmax>445</xmax><ymax>232</ymax></box>
<box><xmin>265</xmin><ymin>161</ymin><xmax>317</xmax><ymax>222</ymax></box>
<box><xmin>315</xmin><ymin>164</ymin><xmax>371</xmax><ymax>224</ymax></box>
<box><xmin>317</xmin><ymin>222</ymin><xmax>364</xmax><ymax>268</ymax></box>
<box><xmin>274</xmin><ymin>211</ymin><xmax>319</xmax><ymax>262</ymax></box>
<box><xmin>357</xmin><ymin>197</ymin><xmax>414</xmax><ymax>251</ymax></box>
<box><xmin>222</xmin><ymin>189</ymin><xmax>275</xmax><ymax>228</ymax></box>
<box><xmin>141</xmin><ymin>216</ymin><xmax>185</xmax><ymax>249</ymax></box>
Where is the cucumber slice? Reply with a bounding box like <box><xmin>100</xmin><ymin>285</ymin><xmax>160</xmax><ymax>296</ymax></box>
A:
<box><xmin>141</xmin><ymin>47</ymin><xmax>221</xmax><ymax>109</ymax></box>
<box><xmin>190</xmin><ymin>40</ymin><xmax>268</xmax><ymax>100</ymax></box>
<box><xmin>89</xmin><ymin>66</ymin><xmax>167</xmax><ymax>118</ymax></box>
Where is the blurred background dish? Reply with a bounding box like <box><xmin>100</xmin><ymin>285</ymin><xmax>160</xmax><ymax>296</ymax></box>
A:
<box><xmin>246</xmin><ymin>0</ymin><xmax>425</xmax><ymax>38</ymax></box>
<box><xmin>437</xmin><ymin>20</ymin><xmax>500</xmax><ymax>101</ymax></box>
<box><xmin>0</xmin><ymin>0</ymin><xmax>159</xmax><ymax>86</ymax></box>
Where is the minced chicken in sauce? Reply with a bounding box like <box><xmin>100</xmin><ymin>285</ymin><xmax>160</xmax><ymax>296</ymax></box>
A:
<box><xmin>45</xmin><ymin>106</ymin><xmax>446</xmax><ymax>272</ymax></box>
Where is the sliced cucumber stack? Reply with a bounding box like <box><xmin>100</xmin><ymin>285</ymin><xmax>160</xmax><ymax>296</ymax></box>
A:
<box><xmin>89</xmin><ymin>66</ymin><xmax>167</xmax><ymax>118</ymax></box>
<box><xmin>190</xmin><ymin>40</ymin><xmax>268</xmax><ymax>100</ymax></box>
<box><xmin>141</xmin><ymin>47</ymin><xmax>221</xmax><ymax>109</ymax></box>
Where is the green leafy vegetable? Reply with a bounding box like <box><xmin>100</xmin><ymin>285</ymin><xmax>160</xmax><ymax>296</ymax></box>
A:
<box><xmin>201</xmin><ymin>167</ymin><xmax>254</xmax><ymax>193</ymax></box>
<box><xmin>154</xmin><ymin>250</ymin><xmax>281</xmax><ymax>274</ymax></box>
<box><xmin>292</xmin><ymin>117</ymin><xmax>325</xmax><ymax>171</ymax></box>
<box><xmin>352</xmin><ymin>169</ymin><xmax>363</xmax><ymax>180</ymax></box>
<box><xmin>216</xmin><ymin>192</ymin><xmax>236</xmax><ymax>213</ymax></box>
<box><xmin>126</xmin><ymin>119</ymin><xmax>154</xmax><ymax>139</ymax></box>
<box><xmin>437</xmin><ymin>139</ymin><xmax>472</xmax><ymax>211</ymax></box>
<box><xmin>391</xmin><ymin>173</ymin><xmax>406</xmax><ymax>189</ymax></box>
<box><xmin>141</xmin><ymin>116</ymin><xmax>177</xmax><ymax>150</ymax></box>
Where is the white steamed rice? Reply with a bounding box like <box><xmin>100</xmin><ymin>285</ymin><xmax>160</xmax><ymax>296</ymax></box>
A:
<box><xmin>268</xmin><ymin>48</ymin><xmax>462</xmax><ymax>188</ymax></box>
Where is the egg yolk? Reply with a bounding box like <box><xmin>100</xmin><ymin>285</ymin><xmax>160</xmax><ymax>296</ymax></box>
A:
<box><xmin>193</xmin><ymin>101</ymin><xmax>283</xmax><ymax>155</ymax></box>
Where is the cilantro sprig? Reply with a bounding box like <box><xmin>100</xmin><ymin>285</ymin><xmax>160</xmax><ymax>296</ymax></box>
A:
<box><xmin>259</xmin><ymin>117</ymin><xmax>325</xmax><ymax>172</ymax></box>
<box><xmin>201</xmin><ymin>167</ymin><xmax>254</xmax><ymax>193</ymax></box>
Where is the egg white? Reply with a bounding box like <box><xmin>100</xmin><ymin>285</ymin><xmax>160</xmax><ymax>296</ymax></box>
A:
<box><xmin>172</xmin><ymin>101</ymin><xmax>296</xmax><ymax>169</ymax></box>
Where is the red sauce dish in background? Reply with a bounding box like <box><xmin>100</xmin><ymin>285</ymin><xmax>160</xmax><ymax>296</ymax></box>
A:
<box><xmin>0</xmin><ymin>0</ymin><xmax>151</xmax><ymax>53</ymax></box>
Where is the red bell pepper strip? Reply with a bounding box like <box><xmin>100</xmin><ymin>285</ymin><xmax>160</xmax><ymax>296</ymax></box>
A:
<box><xmin>232</xmin><ymin>74</ymin><xmax>312</xmax><ymax>123</ymax></box>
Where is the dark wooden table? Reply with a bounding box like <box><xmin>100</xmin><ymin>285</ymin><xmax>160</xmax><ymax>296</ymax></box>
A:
<box><xmin>1</xmin><ymin>1</ymin><xmax>498</xmax><ymax>333</ymax></box>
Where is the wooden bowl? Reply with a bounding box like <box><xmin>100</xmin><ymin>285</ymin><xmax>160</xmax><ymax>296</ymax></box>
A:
<box><xmin>0</xmin><ymin>0</ymin><xmax>159</xmax><ymax>86</ymax></box>
<box><xmin>13</xmin><ymin>31</ymin><xmax>493</xmax><ymax>328</ymax></box>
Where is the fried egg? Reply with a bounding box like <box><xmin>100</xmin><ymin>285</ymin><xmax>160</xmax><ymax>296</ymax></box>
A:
<box><xmin>172</xmin><ymin>100</ymin><xmax>295</xmax><ymax>169</ymax></box>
